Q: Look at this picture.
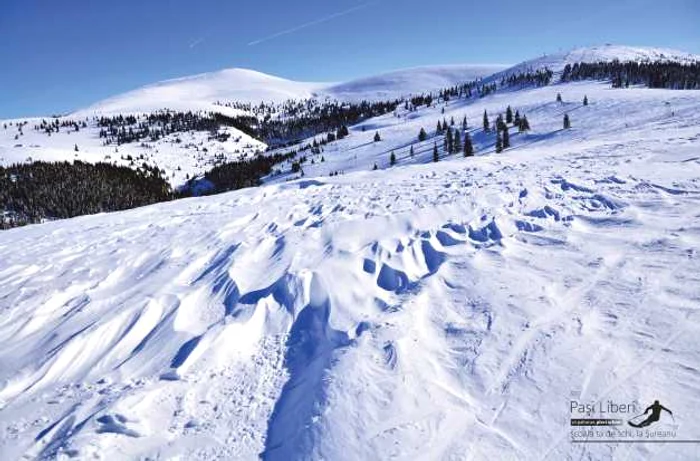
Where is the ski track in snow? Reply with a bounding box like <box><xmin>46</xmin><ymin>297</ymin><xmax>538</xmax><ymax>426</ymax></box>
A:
<box><xmin>1</xmin><ymin>53</ymin><xmax>700</xmax><ymax>459</ymax></box>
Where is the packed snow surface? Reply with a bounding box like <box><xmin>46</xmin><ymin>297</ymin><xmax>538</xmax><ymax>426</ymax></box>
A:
<box><xmin>2</xmin><ymin>72</ymin><xmax>700</xmax><ymax>460</ymax></box>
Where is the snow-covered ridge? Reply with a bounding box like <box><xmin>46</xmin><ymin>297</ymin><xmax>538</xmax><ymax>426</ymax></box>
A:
<box><xmin>75</xmin><ymin>45</ymin><xmax>699</xmax><ymax>117</ymax></box>
<box><xmin>76</xmin><ymin>68</ymin><xmax>327</xmax><ymax>117</ymax></box>
<box><xmin>322</xmin><ymin>64</ymin><xmax>509</xmax><ymax>101</ymax></box>
<box><xmin>76</xmin><ymin>64</ymin><xmax>507</xmax><ymax>117</ymax></box>
<box><xmin>2</xmin><ymin>44</ymin><xmax>698</xmax><ymax>190</ymax></box>
<box><xmin>494</xmin><ymin>44</ymin><xmax>700</xmax><ymax>79</ymax></box>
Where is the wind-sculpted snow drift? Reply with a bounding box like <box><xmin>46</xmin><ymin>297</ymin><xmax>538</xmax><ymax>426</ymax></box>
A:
<box><xmin>1</xmin><ymin>46</ymin><xmax>700</xmax><ymax>460</ymax></box>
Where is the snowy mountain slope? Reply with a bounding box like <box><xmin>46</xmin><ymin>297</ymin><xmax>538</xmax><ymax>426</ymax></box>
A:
<box><xmin>322</xmin><ymin>64</ymin><xmax>508</xmax><ymax>101</ymax></box>
<box><xmin>0</xmin><ymin>64</ymin><xmax>503</xmax><ymax>187</ymax></box>
<box><xmin>74</xmin><ymin>64</ymin><xmax>506</xmax><ymax>118</ymax></box>
<box><xmin>1</xmin><ymin>74</ymin><xmax>700</xmax><ymax>460</ymax></box>
<box><xmin>0</xmin><ymin>117</ymin><xmax>265</xmax><ymax>187</ymax></box>
<box><xmin>1</xmin><ymin>45</ymin><xmax>695</xmax><ymax>190</ymax></box>
<box><xmin>75</xmin><ymin>68</ymin><xmax>326</xmax><ymax>117</ymax></box>
<box><xmin>491</xmin><ymin>44</ymin><xmax>700</xmax><ymax>80</ymax></box>
<box><xmin>263</xmin><ymin>79</ymin><xmax>698</xmax><ymax>184</ymax></box>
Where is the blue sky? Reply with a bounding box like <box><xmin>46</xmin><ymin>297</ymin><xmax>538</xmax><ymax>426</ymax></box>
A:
<box><xmin>1</xmin><ymin>0</ymin><xmax>698</xmax><ymax>118</ymax></box>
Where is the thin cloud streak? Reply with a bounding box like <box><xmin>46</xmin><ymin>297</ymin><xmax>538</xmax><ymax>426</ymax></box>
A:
<box><xmin>248</xmin><ymin>2</ymin><xmax>375</xmax><ymax>46</ymax></box>
<box><xmin>189</xmin><ymin>37</ymin><xmax>205</xmax><ymax>49</ymax></box>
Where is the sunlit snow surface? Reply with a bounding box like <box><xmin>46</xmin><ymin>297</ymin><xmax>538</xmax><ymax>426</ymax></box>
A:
<box><xmin>1</xmin><ymin>48</ymin><xmax>700</xmax><ymax>460</ymax></box>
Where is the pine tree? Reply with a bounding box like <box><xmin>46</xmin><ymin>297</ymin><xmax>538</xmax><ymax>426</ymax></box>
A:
<box><xmin>496</xmin><ymin>114</ymin><xmax>505</xmax><ymax>132</ymax></box>
<box><xmin>410</xmin><ymin>145</ymin><xmax>415</xmax><ymax>157</ymax></box>
<box><xmin>374</xmin><ymin>131</ymin><xmax>381</xmax><ymax>142</ymax></box>
<box><xmin>453</xmin><ymin>129</ymin><xmax>462</xmax><ymax>154</ymax></box>
<box><xmin>483</xmin><ymin>110</ymin><xmax>490</xmax><ymax>132</ymax></box>
<box><xmin>450</xmin><ymin>116</ymin><xmax>455</xmax><ymax>126</ymax></box>
<box><xmin>563</xmin><ymin>113</ymin><xmax>571</xmax><ymax>129</ymax></box>
<box><xmin>506</xmin><ymin>106</ymin><xmax>513</xmax><ymax>124</ymax></box>
<box><xmin>373</xmin><ymin>163</ymin><xmax>378</xmax><ymax>170</ymax></box>
<box><xmin>418</xmin><ymin>127</ymin><xmax>428</xmax><ymax>142</ymax></box>
<box><xmin>445</xmin><ymin>127</ymin><xmax>454</xmax><ymax>153</ymax></box>
<box><xmin>503</xmin><ymin>126</ymin><xmax>510</xmax><ymax>149</ymax></box>
<box><xmin>514</xmin><ymin>110</ymin><xmax>521</xmax><ymax>127</ymax></box>
<box><xmin>556</xmin><ymin>93</ymin><xmax>562</xmax><ymax>102</ymax></box>
<box><xmin>519</xmin><ymin>115</ymin><xmax>531</xmax><ymax>132</ymax></box>
<box><xmin>496</xmin><ymin>132</ymin><xmax>503</xmax><ymax>153</ymax></box>
<box><xmin>583</xmin><ymin>95</ymin><xmax>588</xmax><ymax>106</ymax></box>
<box><xmin>462</xmin><ymin>116</ymin><xmax>468</xmax><ymax>131</ymax></box>
<box><xmin>433</xmin><ymin>142</ymin><xmax>439</xmax><ymax>162</ymax></box>
<box><xmin>436</xmin><ymin>121</ymin><xmax>443</xmax><ymax>134</ymax></box>
<box><xmin>464</xmin><ymin>132</ymin><xmax>474</xmax><ymax>157</ymax></box>
<box><xmin>336</xmin><ymin>125</ymin><xmax>349</xmax><ymax>139</ymax></box>
<box><xmin>390</xmin><ymin>151</ymin><xmax>396</xmax><ymax>166</ymax></box>
<box><xmin>74</xmin><ymin>144</ymin><xmax>79</xmax><ymax>152</ymax></box>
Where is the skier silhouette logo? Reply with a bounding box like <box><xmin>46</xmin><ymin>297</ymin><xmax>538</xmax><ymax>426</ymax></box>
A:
<box><xmin>628</xmin><ymin>400</ymin><xmax>674</xmax><ymax>428</ymax></box>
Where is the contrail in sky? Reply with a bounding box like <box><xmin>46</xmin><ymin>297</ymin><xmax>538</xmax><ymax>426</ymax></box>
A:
<box><xmin>248</xmin><ymin>2</ymin><xmax>375</xmax><ymax>46</ymax></box>
<box><xmin>189</xmin><ymin>37</ymin><xmax>205</xmax><ymax>49</ymax></box>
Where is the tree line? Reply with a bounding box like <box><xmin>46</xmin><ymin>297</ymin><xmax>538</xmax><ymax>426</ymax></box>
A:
<box><xmin>200</xmin><ymin>151</ymin><xmax>296</xmax><ymax>194</ymax></box>
<box><xmin>0</xmin><ymin>161</ymin><xmax>173</xmax><ymax>228</ymax></box>
<box><xmin>561</xmin><ymin>60</ymin><xmax>700</xmax><ymax>89</ymax></box>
